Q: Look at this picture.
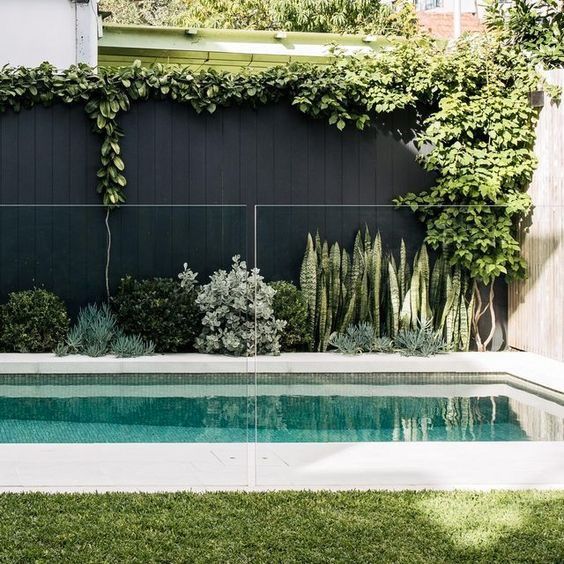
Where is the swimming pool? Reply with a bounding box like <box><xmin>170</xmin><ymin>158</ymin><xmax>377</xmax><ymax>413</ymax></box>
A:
<box><xmin>1</xmin><ymin>373</ymin><xmax>562</xmax><ymax>443</ymax></box>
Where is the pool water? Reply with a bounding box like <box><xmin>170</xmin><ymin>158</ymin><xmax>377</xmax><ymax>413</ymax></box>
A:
<box><xmin>0</xmin><ymin>374</ymin><xmax>562</xmax><ymax>443</ymax></box>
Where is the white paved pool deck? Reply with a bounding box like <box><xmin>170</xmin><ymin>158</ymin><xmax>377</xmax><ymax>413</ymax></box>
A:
<box><xmin>0</xmin><ymin>351</ymin><xmax>562</xmax><ymax>492</ymax></box>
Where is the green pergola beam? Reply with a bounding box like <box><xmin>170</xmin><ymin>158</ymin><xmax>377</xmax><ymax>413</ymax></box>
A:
<box><xmin>98</xmin><ymin>24</ymin><xmax>394</xmax><ymax>69</ymax></box>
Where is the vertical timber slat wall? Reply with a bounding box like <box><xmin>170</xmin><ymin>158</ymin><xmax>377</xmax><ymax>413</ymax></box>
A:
<box><xmin>119</xmin><ymin>103</ymin><xmax>432</xmax><ymax>284</ymax></box>
<box><xmin>508</xmin><ymin>68</ymin><xmax>564</xmax><ymax>361</ymax></box>
<box><xmin>0</xmin><ymin>100</ymin><xmax>433</xmax><ymax>312</ymax></box>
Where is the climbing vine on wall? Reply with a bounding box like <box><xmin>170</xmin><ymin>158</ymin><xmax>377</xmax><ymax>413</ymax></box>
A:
<box><xmin>0</xmin><ymin>30</ymin><xmax>549</xmax><ymax>348</ymax></box>
<box><xmin>0</xmin><ymin>41</ymin><xmax>428</xmax><ymax>205</ymax></box>
<box><xmin>393</xmin><ymin>34</ymin><xmax>544</xmax><ymax>350</ymax></box>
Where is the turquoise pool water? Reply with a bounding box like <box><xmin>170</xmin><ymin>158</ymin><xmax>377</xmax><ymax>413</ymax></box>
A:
<box><xmin>0</xmin><ymin>374</ymin><xmax>562</xmax><ymax>443</ymax></box>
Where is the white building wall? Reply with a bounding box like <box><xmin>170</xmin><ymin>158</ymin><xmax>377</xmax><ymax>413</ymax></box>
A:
<box><xmin>0</xmin><ymin>0</ymin><xmax>98</xmax><ymax>68</ymax></box>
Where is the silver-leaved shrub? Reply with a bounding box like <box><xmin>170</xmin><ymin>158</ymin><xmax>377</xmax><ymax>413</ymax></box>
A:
<box><xmin>193</xmin><ymin>255</ymin><xmax>286</xmax><ymax>356</ymax></box>
<box><xmin>177</xmin><ymin>262</ymin><xmax>198</xmax><ymax>291</ymax></box>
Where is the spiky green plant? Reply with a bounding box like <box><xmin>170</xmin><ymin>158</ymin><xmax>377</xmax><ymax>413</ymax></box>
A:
<box><xmin>54</xmin><ymin>342</ymin><xmax>70</xmax><ymax>357</ymax></box>
<box><xmin>84</xmin><ymin>341</ymin><xmax>109</xmax><ymax>358</ymax></box>
<box><xmin>369</xmin><ymin>232</ymin><xmax>382</xmax><ymax>336</ymax></box>
<box><xmin>329</xmin><ymin>322</ymin><xmax>374</xmax><ymax>355</ymax></box>
<box><xmin>399</xmin><ymin>244</ymin><xmax>432</xmax><ymax>331</ymax></box>
<box><xmin>329</xmin><ymin>323</ymin><xmax>395</xmax><ymax>355</ymax></box>
<box><xmin>431</xmin><ymin>261</ymin><xmax>474</xmax><ymax>351</ymax></box>
<box><xmin>328</xmin><ymin>242</ymin><xmax>341</xmax><ymax>332</ymax></box>
<box><xmin>395</xmin><ymin>319</ymin><xmax>449</xmax><ymax>357</ymax></box>
<box><xmin>317</xmin><ymin>271</ymin><xmax>329</xmax><ymax>351</ymax></box>
<box><xmin>66</xmin><ymin>303</ymin><xmax>118</xmax><ymax>354</ymax></box>
<box><xmin>299</xmin><ymin>228</ymin><xmax>475</xmax><ymax>352</ymax></box>
<box><xmin>387</xmin><ymin>257</ymin><xmax>400</xmax><ymax>337</ymax></box>
<box><xmin>299</xmin><ymin>233</ymin><xmax>317</xmax><ymax>350</ymax></box>
<box><xmin>398</xmin><ymin>239</ymin><xmax>409</xmax><ymax>304</ymax></box>
<box><xmin>328</xmin><ymin>332</ymin><xmax>362</xmax><ymax>355</ymax></box>
<box><xmin>58</xmin><ymin>302</ymin><xmax>154</xmax><ymax>358</ymax></box>
<box><xmin>372</xmin><ymin>336</ymin><xmax>395</xmax><ymax>353</ymax></box>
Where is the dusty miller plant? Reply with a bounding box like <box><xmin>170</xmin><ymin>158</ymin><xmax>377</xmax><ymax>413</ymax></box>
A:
<box><xmin>194</xmin><ymin>256</ymin><xmax>286</xmax><ymax>356</ymax></box>
<box><xmin>178</xmin><ymin>263</ymin><xmax>198</xmax><ymax>291</ymax></box>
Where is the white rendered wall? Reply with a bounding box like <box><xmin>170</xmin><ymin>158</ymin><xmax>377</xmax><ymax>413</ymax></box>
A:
<box><xmin>0</xmin><ymin>0</ymin><xmax>98</xmax><ymax>68</ymax></box>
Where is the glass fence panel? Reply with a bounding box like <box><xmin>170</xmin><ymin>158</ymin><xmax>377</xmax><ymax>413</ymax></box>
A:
<box><xmin>253</xmin><ymin>205</ymin><xmax>564</xmax><ymax>488</ymax></box>
<box><xmin>0</xmin><ymin>202</ymin><xmax>561</xmax><ymax>490</ymax></box>
<box><xmin>0</xmin><ymin>204</ymin><xmax>252</xmax><ymax>489</ymax></box>
<box><xmin>0</xmin><ymin>204</ymin><xmax>247</xmax><ymax>313</ymax></box>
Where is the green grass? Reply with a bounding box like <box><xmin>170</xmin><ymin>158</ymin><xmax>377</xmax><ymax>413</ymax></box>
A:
<box><xmin>0</xmin><ymin>491</ymin><xmax>563</xmax><ymax>563</ymax></box>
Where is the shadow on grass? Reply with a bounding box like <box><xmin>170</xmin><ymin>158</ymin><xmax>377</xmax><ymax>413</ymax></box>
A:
<box><xmin>0</xmin><ymin>490</ymin><xmax>563</xmax><ymax>563</ymax></box>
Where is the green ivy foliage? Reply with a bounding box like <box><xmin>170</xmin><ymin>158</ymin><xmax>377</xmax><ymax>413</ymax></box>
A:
<box><xmin>396</xmin><ymin>35</ymin><xmax>542</xmax><ymax>284</ymax></box>
<box><xmin>0</xmin><ymin>33</ymin><xmax>542</xmax><ymax>284</ymax></box>
<box><xmin>0</xmin><ymin>41</ymin><xmax>427</xmax><ymax>205</ymax></box>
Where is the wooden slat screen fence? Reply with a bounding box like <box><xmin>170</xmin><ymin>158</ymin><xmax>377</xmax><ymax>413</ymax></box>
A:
<box><xmin>508</xmin><ymin>68</ymin><xmax>564</xmax><ymax>361</ymax></box>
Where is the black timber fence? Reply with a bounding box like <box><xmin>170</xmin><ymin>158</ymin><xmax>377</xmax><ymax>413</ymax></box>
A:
<box><xmin>1</xmin><ymin>100</ymin><xmax>506</xmax><ymax>334</ymax></box>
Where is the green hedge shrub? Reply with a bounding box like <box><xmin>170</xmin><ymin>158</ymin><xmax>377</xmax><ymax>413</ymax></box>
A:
<box><xmin>0</xmin><ymin>289</ymin><xmax>69</xmax><ymax>353</ymax></box>
<box><xmin>269</xmin><ymin>281</ymin><xmax>310</xmax><ymax>352</ymax></box>
<box><xmin>112</xmin><ymin>276</ymin><xmax>200</xmax><ymax>352</ymax></box>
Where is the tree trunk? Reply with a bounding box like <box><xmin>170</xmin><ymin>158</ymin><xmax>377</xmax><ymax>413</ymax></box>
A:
<box><xmin>472</xmin><ymin>280</ymin><xmax>496</xmax><ymax>352</ymax></box>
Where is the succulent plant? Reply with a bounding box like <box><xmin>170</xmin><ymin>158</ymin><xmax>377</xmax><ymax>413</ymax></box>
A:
<box><xmin>394</xmin><ymin>319</ymin><xmax>449</xmax><ymax>357</ymax></box>
<box><xmin>300</xmin><ymin>228</ymin><xmax>474</xmax><ymax>352</ymax></box>
<box><xmin>59</xmin><ymin>302</ymin><xmax>154</xmax><ymax>358</ymax></box>
<box><xmin>111</xmin><ymin>334</ymin><xmax>156</xmax><ymax>358</ymax></box>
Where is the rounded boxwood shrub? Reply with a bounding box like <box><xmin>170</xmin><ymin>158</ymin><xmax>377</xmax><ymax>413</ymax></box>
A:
<box><xmin>111</xmin><ymin>276</ymin><xmax>200</xmax><ymax>353</ymax></box>
<box><xmin>269</xmin><ymin>281</ymin><xmax>310</xmax><ymax>352</ymax></box>
<box><xmin>0</xmin><ymin>289</ymin><xmax>70</xmax><ymax>353</ymax></box>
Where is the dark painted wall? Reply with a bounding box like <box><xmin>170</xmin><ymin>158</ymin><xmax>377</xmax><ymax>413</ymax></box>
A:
<box><xmin>118</xmin><ymin>101</ymin><xmax>433</xmax><ymax>285</ymax></box>
<box><xmin>0</xmin><ymin>100</ymin><xmax>435</xmax><ymax>313</ymax></box>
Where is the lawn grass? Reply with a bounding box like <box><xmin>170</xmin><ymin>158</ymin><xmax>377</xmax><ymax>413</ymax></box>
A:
<box><xmin>0</xmin><ymin>491</ymin><xmax>563</xmax><ymax>563</ymax></box>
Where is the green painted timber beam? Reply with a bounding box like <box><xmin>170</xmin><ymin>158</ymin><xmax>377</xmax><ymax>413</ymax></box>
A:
<box><xmin>98</xmin><ymin>24</ymin><xmax>395</xmax><ymax>70</ymax></box>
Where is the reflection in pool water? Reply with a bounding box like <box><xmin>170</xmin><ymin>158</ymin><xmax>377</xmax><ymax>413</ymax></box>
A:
<box><xmin>0</xmin><ymin>374</ymin><xmax>562</xmax><ymax>443</ymax></box>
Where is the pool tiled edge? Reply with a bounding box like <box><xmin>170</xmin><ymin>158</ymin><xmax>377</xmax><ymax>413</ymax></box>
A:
<box><xmin>0</xmin><ymin>351</ymin><xmax>561</xmax><ymax>393</ymax></box>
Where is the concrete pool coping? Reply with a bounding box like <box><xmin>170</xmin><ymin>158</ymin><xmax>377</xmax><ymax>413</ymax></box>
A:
<box><xmin>0</xmin><ymin>351</ymin><xmax>562</xmax><ymax>492</ymax></box>
<box><xmin>0</xmin><ymin>350</ymin><xmax>562</xmax><ymax>393</ymax></box>
<box><xmin>1</xmin><ymin>442</ymin><xmax>563</xmax><ymax>493</ymax></box>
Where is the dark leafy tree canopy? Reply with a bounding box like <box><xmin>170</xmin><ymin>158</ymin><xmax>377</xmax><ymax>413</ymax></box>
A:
<box><xmin>486</xmin><ymin>0</ymin><xmax>564</xmax><ymax>68</ymax></box>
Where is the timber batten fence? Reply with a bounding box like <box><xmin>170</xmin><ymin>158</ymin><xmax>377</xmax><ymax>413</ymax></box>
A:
<box><xmin>509</xmin><ymin>68</ymin><xmax>564</xmax><ymax>362</ymax></box>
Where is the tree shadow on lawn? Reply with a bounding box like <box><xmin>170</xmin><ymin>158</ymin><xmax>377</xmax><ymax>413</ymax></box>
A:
<box><xmin>0</xmin><ymin>490</ymin><xmax>563</xmax><ymax>563</ymax></box>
